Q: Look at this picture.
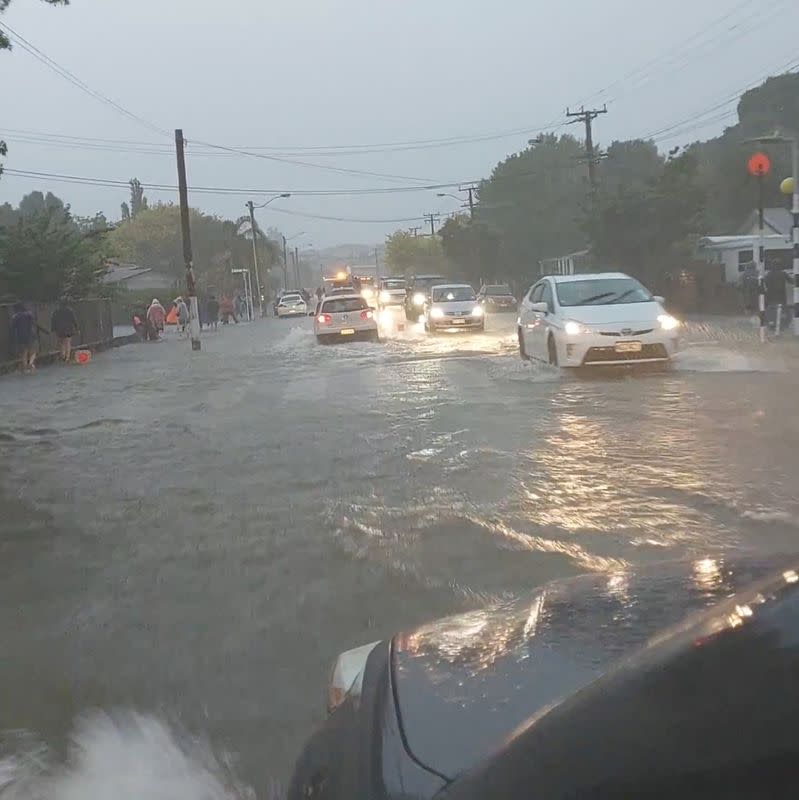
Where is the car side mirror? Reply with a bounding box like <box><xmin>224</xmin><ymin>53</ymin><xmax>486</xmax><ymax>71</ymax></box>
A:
<box><xmin>530</xmin><ymin>301</ymin><xmax>549</xmax><ymax>314</ymax></box>
<box><xmin>653</xmin><ymin>295</ymin><xmax>665</xmax><ymax>304</ymax></box>
<box><xmin>308</xmin><ymin>311</ymin><xmax>316</xmax><ymax>316</ymax></box>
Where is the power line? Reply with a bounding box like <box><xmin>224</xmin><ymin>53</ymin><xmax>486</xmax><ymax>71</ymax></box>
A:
<box><xmin>0</xmin><ymin>21</ymin><xmax>170</xmax><ymax>138</ymax></box>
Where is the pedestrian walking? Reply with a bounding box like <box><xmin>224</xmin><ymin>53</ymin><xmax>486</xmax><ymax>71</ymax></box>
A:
<box><xmin>50</xmin><ymin>298</ymin><xmax>80</xmax><ymax>362</ymax></box>
<box><xmin>219</xmin><ymin>295</ymin><xmax>238</xmax><ymax>325</ymax></box>
<box><xmin>206</xmin><ymin>295</ymin><xmax>219</xmax><ymax>331</ymax></box>
<box><xmin>9</xmin><ymin>302</ymin><xmax>46</xmax><ymax>373</ymax></box>
<box><xmin>146</xmin><ymin>298</ymin><xmax>166</xmax><ymax>338</ymax></box>
<box><xmin>175</xmin><ymin>296</ymin><xmax>190</xmax><ymax>337</ymax></box>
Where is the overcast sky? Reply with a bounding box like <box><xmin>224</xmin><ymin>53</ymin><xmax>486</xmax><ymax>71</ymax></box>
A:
<box><xmin>1</xmin><ymin>0</ymin><xmax>798</xmax><ymax>246</ymax></box>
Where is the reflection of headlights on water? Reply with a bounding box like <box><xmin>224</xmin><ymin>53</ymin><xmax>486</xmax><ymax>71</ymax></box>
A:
<box><xmin>379</xmin><ymin>290</ymin><xmax>391</xmax><ymax>303</ymax></box>
<box><xmin>413</xmin><ymin>292</ymin><xmax>426</xmax><ymax>306</ymax></box>
<box><xmin>658</xmin><ymin>314</ymin><xmax>680</xmax><ymax>331</ymax></box>
<box><xmin>430</xmin><ymin>307</ymin><xmax>445</xmax><ymax>319</ymax></box>
<box><xmin>564</xmin><ymin>320</ymin><xmax>587</xmax><ymax>335</ymax></box>
<box><xmin>472</xmin><ymin>306</ymin><xmax>484</xmax><ymax>317</ymax></box>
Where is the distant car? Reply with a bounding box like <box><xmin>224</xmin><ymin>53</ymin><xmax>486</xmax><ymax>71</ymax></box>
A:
<box><xmin>276</xmin><ymin>293</ymin><xmax>307</xmax><ymax>318</ymax></box>
<box><xmin>517</xmin><ymin>272</ymin><xmax>680</xmax><ymax>367</ymax></box>
<box><xmin>424</xmin><ymin>283</ymin><xmax>484</xmax><ymax>333</ymax></box>
<box><xmin>325</xmin><ymin>285</ymin><xmax>357</xmax><ymax>298</ymax></box>
<box><xmin>314</xmin><ymin>294</ymin><xmax>379</xmax><ymax>343</ymax></box>
<box><xmin>404</xmin><ymin>274</ymin><xmax>447</xmax><ymax>321</ymax></box>
<box><xmin>289</xmin><ymin>555</ymin><xmax>798</xmax><ymax>800</ymax></box>
<box><xmin>377</xmin><ymin>277</ymin><xmax>407</xmax><ymax>309</ymax></box>
<box><xmin>478</xmin><ymin>284</ymin><xmax>517</xmax><ymax>312</ymax></box>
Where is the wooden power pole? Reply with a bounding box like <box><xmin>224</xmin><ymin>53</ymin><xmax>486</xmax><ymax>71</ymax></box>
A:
<box><xmin>175</xmin><ymin>129</ymin><xmax>201</xmax><ymax>351</ymax></box>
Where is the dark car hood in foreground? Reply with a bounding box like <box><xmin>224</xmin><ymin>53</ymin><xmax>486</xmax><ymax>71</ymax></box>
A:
<box><xmin>392</xmin><ymin>555</ymin><xmax>786</xmax><ymax>780</ymax></box>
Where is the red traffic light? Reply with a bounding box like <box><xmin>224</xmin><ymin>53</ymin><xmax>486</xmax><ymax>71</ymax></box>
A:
<box><xmin>748</xmin><ymin>152</ymin><xmax>771</xmax><ymax>176</ymax></box>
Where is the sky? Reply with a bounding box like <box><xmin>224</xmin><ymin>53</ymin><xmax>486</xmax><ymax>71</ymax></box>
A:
<box><xmin>2</xmin><ymin>0</ymin><xmax>798</xmax><ymax>247</ymax></box>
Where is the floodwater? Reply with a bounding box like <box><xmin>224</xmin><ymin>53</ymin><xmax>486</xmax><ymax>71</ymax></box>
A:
<box><xmin>1</xmin><ymin>312</ymin><xmax>798</xmax><ymax>797</ymax></box>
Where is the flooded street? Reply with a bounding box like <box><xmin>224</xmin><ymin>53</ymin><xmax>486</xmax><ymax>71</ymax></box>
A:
<box><xmin>1</xmin><ymin>313</ymin><xmax>798</xmax><ymax>796</ymax></box>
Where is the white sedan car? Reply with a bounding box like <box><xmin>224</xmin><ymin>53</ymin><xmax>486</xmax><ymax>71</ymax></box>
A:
<box><xmin>424</xmin><ymin>283</ymin><xmax>484</xmax><ymax>333</ymax></box>
<box><xmin>314</xmin><ymin>294</ymin><xmax>379</xmax><ymax>343</ymax></box>
<box><xmin>276</xmin><ymin>292</ymin><xmax>307</xmax><ymax>318</ymax></box>
<box><xmin>517</xmin><ymin>272</ymin><xmax>680</xmax><ymax>367</ymax></box>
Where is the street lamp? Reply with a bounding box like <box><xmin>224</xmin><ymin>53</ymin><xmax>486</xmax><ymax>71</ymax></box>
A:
<box><xmin>246</xmin><ymin>193</ymin><xmax>291</xmax><ymax>315</ymax></box>
<box><xmin>436</xmin><ymin>186</ymin><xmax>476</xmax><ymax>218</ymax></box>
<box><xmin>746</xmin><ymin>133</ymin><xmax>799</xmax><ymax>336</ymax></box>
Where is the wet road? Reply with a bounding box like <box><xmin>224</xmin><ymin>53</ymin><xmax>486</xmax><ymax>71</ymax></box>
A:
<box><xmin>1</xmin><ymin>312</ymin><xmax>799</xmax><ymax>796</ymax></box>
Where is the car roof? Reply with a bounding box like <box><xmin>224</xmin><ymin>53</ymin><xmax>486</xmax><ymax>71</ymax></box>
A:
<box><xmin>432</xmin><ymin>283</ymin><xmax>473</xmax><ymax>290</ymax></box>
<box><xmin>412</xmin><ymin>274</ymin><xmax>446</xmax><ymax>279</ymax></box>
<box><xmin>545</xmin><ymin>272</ymin><xmax>631</xmax><ymax>283</ymax></box>
<box><xmin>321</xmin><ymin>293</ymin><xmax>363</xmax><ymax>302</ymax></box>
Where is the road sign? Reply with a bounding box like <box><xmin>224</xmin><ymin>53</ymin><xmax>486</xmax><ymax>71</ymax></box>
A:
<box><xmin>748</xmin><ymin>152</ymin><xmax>771</xmax><ymax>176</ymax></box>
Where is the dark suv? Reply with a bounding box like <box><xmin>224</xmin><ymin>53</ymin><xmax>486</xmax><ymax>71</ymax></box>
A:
<box><xmin>404</xmin><ymin>274</ymin><xmax>447</xmax><ymax>321</ymax></box>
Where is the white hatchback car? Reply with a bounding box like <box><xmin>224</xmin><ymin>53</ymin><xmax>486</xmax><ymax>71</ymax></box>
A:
<box><xmin>424</xmin><ymin>283</ymin><xmax>484</xmax><ymax>333</ymax></box>
<box><xmin>517</xmin><ymin>273</ymin><xmax>680</xmax><ymax>367</ymax></box>
<box><xmin>314</xmin><ymin>294</ymin><xmax>379</xmax><ymax>343</ymax></box>
<box><xmin>276</xmin><ymin>292</ymin><xmax>307</xmax><ymax>318</ymax></box>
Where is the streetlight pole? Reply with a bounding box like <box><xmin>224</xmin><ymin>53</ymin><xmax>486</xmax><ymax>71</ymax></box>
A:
<box><xmin>245</xmin><ymin>193</ymin><xmax>290</xmax><ymax>315</ymax></box>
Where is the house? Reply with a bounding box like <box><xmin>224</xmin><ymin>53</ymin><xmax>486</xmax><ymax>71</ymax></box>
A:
<box><xmin>539</xmin><ymin>249</ymin><xmax>591</xmax><ymax>276</ymax></box>
<box><xmin>697</xmin><ymin>208</ymin><xmax>794</xmax><ymax>285</ymax></box>
<box><xmin>102</xmin><ymin>262</ymin><xmax>177</xmax><ymax>291</ymax></box>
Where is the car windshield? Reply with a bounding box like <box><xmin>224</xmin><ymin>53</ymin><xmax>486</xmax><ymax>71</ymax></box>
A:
<box><xmin>281</xmin><ymin>295</ymin><xmax>302</xmax><ymax>303</ymax></box>
<box><xmin>382</xmin><ymin>280</ymin><xmax>406</xmax><ymax>290</ymax></box>
<box><xmin>555</xmin><ymin>278</ymin><xmax>652</xmax><ymax>307</ymax></box>
<box><xmin>432</xmin><ymin>286</ymin><xmax>476</xmax><ymax>302</ymax></box>
<box><xmin>485</xmin><ymin>285</ymin><xmax>512</xmax><ymax>296</ymax></box>
<box><xmin>322</xmin><ymin>298</ymin><xmax>367</xmax><ymax>313</ymax></box>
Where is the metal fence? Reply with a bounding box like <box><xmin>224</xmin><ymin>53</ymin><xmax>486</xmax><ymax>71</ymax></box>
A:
<box><xmin>1</xmin><ymin>298</ymin><xmax>114</xmax><ymax>367</ymax></box>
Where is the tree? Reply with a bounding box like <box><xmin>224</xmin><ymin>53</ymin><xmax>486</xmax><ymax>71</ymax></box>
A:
<box><xmin>384</xmin><ymin>230</ymin><xmax>448</xmax><ymax>275</ymax></box>
<box><xmin>120</xmin><ymin>202</ymin><xmax>131</xmax><ymax>222</ymax></box>
<box><xmin>0</xmin><ymin>202</ymin><xmax>108</xmax><ymax>301</ymax></box>
<box><xmin>129</xmin><ymin>178</ymin><xmax>148</xmax><ymax>216</ymax></box>
<box><xmin>439</xmin><ymin>215</ymin><xmax>500</xmax><ymax>286</ymax></box>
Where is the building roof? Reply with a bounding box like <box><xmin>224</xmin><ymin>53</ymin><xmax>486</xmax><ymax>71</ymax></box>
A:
<box><xmin>698</xmin><ymin>234</ymin><xmax>789</xmax><ymax>250</ymax></box>
<box><xmin>102</xmin><ymin>263</ymin><xmax>153</xmax><ymax>284</ymax></box>
<box><xmin>739</xmin><ymin>208</ymin><xmax>794</xmax><ymax>238</ymax></box>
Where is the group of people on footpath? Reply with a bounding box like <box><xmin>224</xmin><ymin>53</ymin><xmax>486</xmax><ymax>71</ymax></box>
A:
<box><xmin>8</xmin><ymin>299</ymin><xmax>80</xmax><ymax>373</ymax></box>
<box><xmin>132</xmin><ymin>294</ymin><xmax>246</xmax><ymax>341</ymax></box>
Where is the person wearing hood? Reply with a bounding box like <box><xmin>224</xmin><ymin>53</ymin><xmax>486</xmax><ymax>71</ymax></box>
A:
<box><xmin>146</xmin><ymin>298</ymin><xmax>166</xmax><ymax>338</ymax></box>
<box><xmin>175</xmin><ymin>296</ymin><xmax>190</xmax><ymax>336</ymax></box>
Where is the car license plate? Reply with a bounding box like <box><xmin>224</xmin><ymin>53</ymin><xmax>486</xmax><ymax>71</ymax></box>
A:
<box><xmin>452</xmin><ymin>318</ymin><xmax>466</xmax><ymax>324</ymax></box>
<box><xmin>340</xmin><ymin>328</ymin><xmax>355</xmax><ymax>336</ymax></box>
<box><xmin>615</xmin><ymin>341</ymin><xmax>642</xmax><ymax>353</ymax></box>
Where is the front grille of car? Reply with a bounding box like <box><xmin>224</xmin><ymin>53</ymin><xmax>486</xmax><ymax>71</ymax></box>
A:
<box><xmin>444</xmin><ymin>310</ymin><xmax>473</xmax><ymax>317</ymax></box>
<box><xmin>599</xmin><ymin>328</ymin><xmax>654</xmax><ymax>337</ymax></box>
<box><xmin>583</xmin><ymin>343</ymin><xmax>668</xmax><ymax>364</ymax></box>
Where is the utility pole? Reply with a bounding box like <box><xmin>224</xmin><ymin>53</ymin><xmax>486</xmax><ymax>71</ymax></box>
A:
<box><xmin>375</xmin><ymin>247</ymin><xmax>379</xmax><ymax>272</ymax></box>
<box><xmin>294</xmin><ymin>246</ymin><xmax>300</xmax><ymax>289</ymax></box>
<box><xmin>408</xmin><ymin>226</ymin><xmax>421</xmax><ymax>238</ymax></box>
<box><xmin>460</xmin><ymin>185</ymin><xmax>477</xmax><ymax>218</ymax></box>
<box><xmin>424</xmin><ymin>213</ymin><xmax>440</xmax><ymax>237</ymax></box>
<box><xmin>245</xmin><ymin>201</ymin><xmax>264</xmax><ymax>317</ymax></box>
<box><xmin>281</xmin><ymin>235</ymin><xmax>289</xmax><ymax>290</ymax></box>
<box><xmin>174</xmin><ymin>129</ymin><xmax>200</xmax><ymax>351</ymax></box>
<box><xmin>566</xmin><ymin>105</ymin><xmax>607</xmax><ymax>195</ymax></box>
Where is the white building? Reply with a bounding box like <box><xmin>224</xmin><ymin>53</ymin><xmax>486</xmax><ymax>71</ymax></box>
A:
<box><xmin>697</xmin><ymin>209</ymin><xmax>794</xmax><ymax>284</ymax></box>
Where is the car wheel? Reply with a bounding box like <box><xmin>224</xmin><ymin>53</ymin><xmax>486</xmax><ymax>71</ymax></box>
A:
<box><xmin>547</xmin><ymin>335</ymin><xmax>558</xmax><ymax>366</ymax></box>
<box><xmin>316</xmin><ymin>334</ymin><xmax>328</xmax><ymax>344</ymax></box>
<box><xmin>518</xmin><ymin>327</ymin><xmax>529</xmax><ymax>360</ymax></box>
<box><xmin>370</xmin><ymin>331</ymin><xmax>380</xmax><ymax>343</ymax></box>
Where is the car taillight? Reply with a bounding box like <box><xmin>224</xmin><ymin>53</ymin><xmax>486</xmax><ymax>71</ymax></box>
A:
<box><xmin>360</xmin><ymin>310</ymin><xmax>373</xmax><ymax>320</ymax></box>
<box><xmin>318</xmin><ymin>314</ymin><xmax>331</xmax><ymax>324</ymax></box>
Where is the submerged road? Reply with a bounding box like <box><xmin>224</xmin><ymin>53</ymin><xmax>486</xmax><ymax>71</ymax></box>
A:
<box><xmin>1</xmin><ymin>313</ymin><xmax>798</xmax><ymax>795</ymax></box>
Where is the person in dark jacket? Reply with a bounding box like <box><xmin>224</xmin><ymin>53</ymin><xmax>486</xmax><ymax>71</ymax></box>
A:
<box><xmin>205</xmin><ymin>296</ymin><xmax>219</xmax><ymax>331</ymax></box>
<box><xmin>50</xmin><ymin>299</ymin><xmax>80</xmax><ymax>362</ymax></box>
<box><xmin>10</xmin><ymin>302</ymin><xmax>44</xmax><ymax>373</ymax></box>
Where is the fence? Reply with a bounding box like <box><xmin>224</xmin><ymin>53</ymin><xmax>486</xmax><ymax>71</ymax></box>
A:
<box><xmin>1</xmin><ymin>298</ymin><xmax>114</xmax><ymax>368</ymax></box>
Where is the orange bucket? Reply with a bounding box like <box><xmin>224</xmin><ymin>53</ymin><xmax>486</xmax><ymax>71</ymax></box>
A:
<box><xmin>75</xmin><ymin>349</ymin><xmax>92</xmax><ymax>365</ymax></box>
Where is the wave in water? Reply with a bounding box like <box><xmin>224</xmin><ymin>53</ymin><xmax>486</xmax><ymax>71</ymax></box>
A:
<box><xmin>0</xmin><ymin>711</ymin><xmax>263</xmax><ymax>800</ymax></box>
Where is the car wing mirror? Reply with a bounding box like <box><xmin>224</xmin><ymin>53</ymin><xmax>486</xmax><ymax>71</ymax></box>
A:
<box><xmin>530</xmin><ymin>301</ymin><xmax>549</xmax><ymax>313</ymax></box>
<box><xmin>653</xmin><ymin>295</ymin><xmax>665</xmax><ymax>304</ymax></box>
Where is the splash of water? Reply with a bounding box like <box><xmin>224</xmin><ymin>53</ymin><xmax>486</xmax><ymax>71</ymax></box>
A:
<box><xmin>0</xmin><ymin>711</ymin><xmax>257</xmax><ymax>800</ymax></box>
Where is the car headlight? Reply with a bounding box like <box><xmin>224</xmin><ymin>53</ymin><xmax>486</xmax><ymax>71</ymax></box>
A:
<box><xmin>379</xmin><ymin>290</ymin><xmax>391</xmax><ymax>303</ymax></box>
<box><xmin>328</xmin><ymin>641</ymin><xmax>380</xmax><ymax>713</ymax></box>
<box><xmin>472</xmin><ymin>306</ymin><xmax>484</xmax><ymax>317</ymax></box>
<box><xmin>658</xmin><ymin>314</ymin><xmax>680</xmax><ymax>331</ymax></box>
<box><xmin>361</xmin><ymin>288</ymin><xmax>374</xmax><ymax>300</ymax></box>
<box><xmin>564</xmin><ymin>320</ymin><xmax>587</xmax><ymax>336</ymax></box>
<box><xmin>430</xmin><ymin>307</ymin><xmax>445</xmax><ymax>319</ymax></box>
<box><xmin>412</xmin><ymin>292</ymin><xmax>426</xmax><ymax>306</ymax></box>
